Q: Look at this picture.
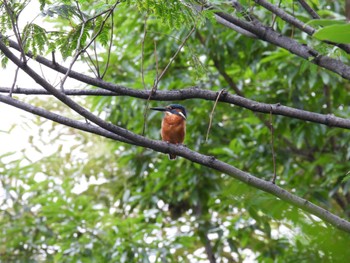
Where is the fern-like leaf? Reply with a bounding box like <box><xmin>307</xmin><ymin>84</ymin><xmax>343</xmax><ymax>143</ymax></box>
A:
<box><xmin>22</xmin><ymin>23</ymin><xmax>48</xmax><ymax>57</ymax></box>
<box><xmin>126</xmin><ymin>0</ymin><xmax>201</xmax><ymax>28</ymax></box>
<box><xmin>0</xmin><ymin>50</ymin><xmax>9</xmax><ymax>68</ymax></box>
<box><xmin>58</xmin><ymin>22</ymin><xmax>91</xmax><ymax>60</ymax></box>
<box><xmin>94</xmin><ymin>17</ymin><xmax>110</xmax><ymax>47</ymax></box>
<box><xmin>42</xmin><ymin>4</ymin><xmax>88</xmax><ymax>21</ymax></box>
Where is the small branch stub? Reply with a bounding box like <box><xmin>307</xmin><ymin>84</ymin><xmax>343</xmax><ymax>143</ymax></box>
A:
<box><xmin>206</xmin><ymin>89</ymin><xmax>225</xmax><ymax>142</ymax></box>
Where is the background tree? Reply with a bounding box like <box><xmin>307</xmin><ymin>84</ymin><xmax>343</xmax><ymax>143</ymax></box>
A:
<box><xmin>1</xmin><ymin>0</ymin><xmax>350</xmax><ymax>262</ymax></box>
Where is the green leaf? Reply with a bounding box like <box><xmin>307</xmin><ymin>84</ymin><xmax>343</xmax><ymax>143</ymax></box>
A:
<box><xmin>313</xmin><ymin>24</ymin><xmax>350</xmax><ymax>44</ymax></box>
<box><xmin>342</xmin><ymin>173</ymin><xmax>350</xmax><ymax>183</ymax></box>
<box><xmin>305</xmin><ymin>19</ymin><xmax>347</xmax><ymax>27</ymax></box>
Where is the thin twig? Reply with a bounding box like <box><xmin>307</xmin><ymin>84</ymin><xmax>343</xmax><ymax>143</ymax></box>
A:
<box><xmin>9</xmin><ymin>66</ymin><xmax>20</xmax><ymax>97</ymax></box>
<box><xmin>291</xmin><ymin>1</ymin><xmax>295</xmax><ymax>39</ymax></box>
<box><xmin>154</xmin><ymin>25</ymin><xmax>196</xmax><ymax>88</ymax></box>
<box><xmin>101</xmin><ymin>11</ymin><xmax>114</xmax><ymax>79</ymax></box>
<box><xmin>3</xmin><ymin>0</ymin><xmax>27</xmax><ymax>64</ymax></box>
<box><xmin>39</xmin><ymin>63</ymin><xmax>47</xmax><ymax>82</ymax></box>
<box><xmin>142</xmin><ymin>40</ymin><xmax>159</xmax><ymax>136</ymax></box>
<box><xmin>60</xmin><ymin>2</ymin><xmax>87</xmax><ymax>91</ymax></box>
<box><xmin>206</xmin><ymin>89</ymin><xmax>225</xmax><ymax>142</ymax></box>
<box><xmin>83</xmin><ymin>2</ymin><xmax>100</xmax><ymax>78</ymax></box>
<box><xmin>270</xmin><ymin>0</ymin><xmax>281</xmax><ymax>28</ymax></box>
<box><xmin>82</xmin><ymin>51</ymin><xmax>99</xmax><ymax>78</ymax></box>
<box><xmin>52</xmin><ymin>51</ymin><xmax>56</xmax><ymax>65</ymax></box>
<box><xmin>254</xmin><ymin>0</ymin><xmax>314</xmax><ymax>35</ymax></box>
<box><xmin>93</xmin><ymin>39</ymin><xmax>101</xmax><ymax>78</ymax></box>
<box><xmin>297</xmin><ymin>0</ymin><xmax>320</xmax><ymax>19</ymax></box>
<box><xmin>60</xmin><ymin>1</ymin><xmax>120</xmax><ymax>90</ymax></box>
<box><xmin>270</xmin><ymin>108</ymin><xmax>277</xmax><ymax>184</ymax></box>
<box><xmin>152</xmin><ymin>40</ymin><xmax>159</xmax><ymax>90</ymax></box>
<box><xmin>141</xmin><ymin>15</ymin><xmax>148</xmax><ymax>90</ymax></box>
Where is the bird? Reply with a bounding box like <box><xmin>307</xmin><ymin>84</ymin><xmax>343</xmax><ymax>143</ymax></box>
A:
<box><xmin>150</xmin><ymin>104</ymin><xmax>187</xmax><ymax>160</ymax></box>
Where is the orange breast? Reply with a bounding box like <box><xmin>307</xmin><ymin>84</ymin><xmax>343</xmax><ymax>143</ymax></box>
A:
<box><xmin>161</xmin><ymin>114</ymin><xmax>186</xmax><ymax>144</ymax></box>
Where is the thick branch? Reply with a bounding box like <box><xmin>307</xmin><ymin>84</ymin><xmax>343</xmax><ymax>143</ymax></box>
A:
<box><xmin>254</xmin><ymin>0</ymin><xmax>350</xmax><ymax>53</ymax></box>
<box><xmin>0</xmin><ymin>94</ymin><xmax>133</xmax><ymax>144</ymax></box>
<box><xmin>214</xmin><ymin>13</ymin><xmax>350</xmax><ymax>79</ymax></box>
<box><xmin>254</xmin><ymin>0</ymin><xmax>315</xmax><ymax>35</ymax></box>
<box><xmin>1</xmin><ymin>37</ymin><xmax>350</xmax><ymax>234</ymax></box>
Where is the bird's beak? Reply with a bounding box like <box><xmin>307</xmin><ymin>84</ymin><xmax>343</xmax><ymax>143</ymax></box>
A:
<box><xmin>178</xmin><ymin>112</ymin><xmax>186</xmax><ymax>120</ymax></box>
<box><xmin>150</xmin><ymin>107</ymin><xmax>167</xmax><ymax>112</ymax></box>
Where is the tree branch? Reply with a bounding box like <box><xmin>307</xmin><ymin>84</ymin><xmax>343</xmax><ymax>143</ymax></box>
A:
<box><xmin>1</xmin><ymin>82</ymin><xmax>350</xmax><ymax>131</ymax></box>
<box><xmin>1</xmin><ymin>95</ymin><xmax>350</xmax><ymax>234</ymax></box>
<box><xmin>3</xmin><ymin>0</ymin><xmax>27</xmax><ymax>64</ymax></box>
<box><xmin>214</xmin><ymin>14</ymin><xmax>257</xmax><ymax>38</ymax></box>
<box><xmin>1</xmin><ymin>36</ymin><xmax>350</xmax><ymax>234</ymax></box>
<box><xmin>297</xmin><ymin>0</ymin><xmax>320</xmax><ymax>19</ymax></box>
<box><xmin>254</xmin><ymin>0</ymin><xmax>315</xmax><ymax>35</ymax></box>
<box><xmin>213</xmin><ymin>13</ymin><xmax>350</xmax><ymax>79</ymax></box>
<box><xmin>0</xmin><ymin>86</ymin><xmax>118</xmax><ymax>95</ymax></box>
<box><xmin>254</xmin><ymin>0</ymin><xmax>350</xmax><ymax>53</ymax></box>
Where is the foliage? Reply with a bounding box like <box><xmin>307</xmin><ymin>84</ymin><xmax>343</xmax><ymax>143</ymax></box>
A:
<box><xmin>1</xmin><ymin>0</ymin><xmax>350</xmax><ymax>262</ymax></box>
<box><xmin>313</xmin><ymin>23</ymin><xmax>350</xmax><ymax>44</ymax></box>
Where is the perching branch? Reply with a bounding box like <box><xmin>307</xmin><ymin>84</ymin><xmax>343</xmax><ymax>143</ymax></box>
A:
<box><xmin>0</xmin><ymin>93</ymin><xmax>133</xmax><ymax>144</ymax></box>
<box><xmin>1</xmin><ymin>93</ymin><xmax>350</xmax><ymax>234</ymax></box>
<box><xmin>1</xmin><ymin>36</ymin><xmax>350</xmax><ymax>234</ymax></box>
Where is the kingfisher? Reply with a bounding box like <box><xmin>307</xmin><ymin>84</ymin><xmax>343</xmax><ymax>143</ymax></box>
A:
<box><xmin>151</xmin><ymin>104</ymin><xmax>187</xmax><ymax>160</ymax></box>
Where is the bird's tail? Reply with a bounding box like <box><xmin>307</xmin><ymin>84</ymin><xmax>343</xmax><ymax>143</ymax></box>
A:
<box><xmin>169</xmin><ymin>154</ymin><xmax>177</xmax><ymax>160</ymax></box>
